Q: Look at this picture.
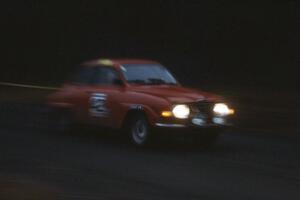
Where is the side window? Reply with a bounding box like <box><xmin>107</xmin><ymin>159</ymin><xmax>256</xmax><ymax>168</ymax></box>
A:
<box><xmin>93</xmin><ymin>67</ymin><xmax>121</xmax><ymax>86</ymax></box>
<box><xmin>70</xmin><ymin>67</ymin><xmax>95</xmax><ymax>85</ymax></box>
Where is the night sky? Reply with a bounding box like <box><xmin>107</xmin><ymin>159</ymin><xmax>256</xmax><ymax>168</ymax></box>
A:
<box><xmin>1</xmin><ymin>1</ymin><xmax>299</xmax><ymax>88</ymax></box>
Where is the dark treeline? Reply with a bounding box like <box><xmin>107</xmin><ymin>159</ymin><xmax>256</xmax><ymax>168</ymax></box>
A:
<box><xmin>0</xmin><ymin>1</ymin><xmax>298</xmax><ymax>88</ymax></box>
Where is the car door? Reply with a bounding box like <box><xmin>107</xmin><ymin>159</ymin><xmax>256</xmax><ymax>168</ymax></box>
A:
<box><xmin>65</xmin><ymin>66</ymin><xmax>96</xmax><ymax>123</ymax></box>
<box><xmin>86</xmin><ymin>66</ymin><xmax>125</xmax><ymax>128</ymax></box>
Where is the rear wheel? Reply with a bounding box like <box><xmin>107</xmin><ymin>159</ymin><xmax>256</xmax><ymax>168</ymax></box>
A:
<box><xmin>127</xmin><ymin>114</ymin><xmax>151</xmax><ymax>146</ymax></box>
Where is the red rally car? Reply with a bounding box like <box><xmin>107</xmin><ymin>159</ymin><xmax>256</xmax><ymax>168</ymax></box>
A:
<box><xmin>48</xmin><ymin>59</ymin><xmax>235</xmax><ymax>146</ymax></box>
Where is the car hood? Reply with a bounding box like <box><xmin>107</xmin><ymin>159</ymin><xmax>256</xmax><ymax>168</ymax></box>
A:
<box><xmin>129</xmin><ymin>85</ymin><xmax>222</xmax><ymax>103</ymax></box>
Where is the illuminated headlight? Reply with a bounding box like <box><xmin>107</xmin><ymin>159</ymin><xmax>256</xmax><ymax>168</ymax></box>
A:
<box><xmin>172</xmin><ymin>104</ymin><xmax>190</xmax><ymax>119</ymax></box>
<box><xmin>213</xmin><ymin>103</ymin><xmax>234</xmax><ymax>116</ymax></box>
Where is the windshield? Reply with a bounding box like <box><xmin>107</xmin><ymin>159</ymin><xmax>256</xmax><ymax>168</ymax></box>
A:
<box><xmin>121</xmin><ymin>64</ymin><xmax>178</xmax><ymax>85</ymax></box>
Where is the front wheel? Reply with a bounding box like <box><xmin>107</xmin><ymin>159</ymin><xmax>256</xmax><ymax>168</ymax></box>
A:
<box><xmin>128</xmin><ymin>114</ymin><xmax>151</xmax><ymax>146</ymax></box>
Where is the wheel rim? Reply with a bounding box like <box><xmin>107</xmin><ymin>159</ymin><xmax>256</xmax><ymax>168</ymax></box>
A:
<box><xmin>131</xmin><ymin>120</ymin><xmax>148</xmax><ymax>145</ymax></box>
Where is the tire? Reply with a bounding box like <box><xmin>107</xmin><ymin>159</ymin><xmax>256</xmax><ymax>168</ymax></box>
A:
<box><xmin>127</xmin><ymin>114</ymin><xmax>151</xmax><ymax>146</ymax></box>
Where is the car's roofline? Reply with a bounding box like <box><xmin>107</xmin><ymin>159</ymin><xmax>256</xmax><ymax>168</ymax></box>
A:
<box><xmin>81</xmin><ymin>58</ymin><xmax>160</xmax><ymax>69</ymax></box>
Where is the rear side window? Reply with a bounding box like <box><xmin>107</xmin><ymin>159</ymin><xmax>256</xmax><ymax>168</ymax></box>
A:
<box><xmin>70</xmin><ymin>67</ymin><xmax>95</xmax><ymax>85</ymax></box>
<box><xmin>92</xmin><ymin>67</ymin><xmax>121</xmax><ymax>85</ymax></box>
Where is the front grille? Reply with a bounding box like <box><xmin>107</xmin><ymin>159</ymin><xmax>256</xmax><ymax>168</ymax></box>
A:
<box><xmin>192</xmin><ymin>101</ymin><xmax>215</xmax><ymax>117</ymax></box>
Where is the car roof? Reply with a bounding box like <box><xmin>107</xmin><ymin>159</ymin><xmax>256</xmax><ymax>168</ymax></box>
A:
<box><xmin>81</xmin><ymin>58</ymin><xmax>160</xmax><ymax>69</ymax></box>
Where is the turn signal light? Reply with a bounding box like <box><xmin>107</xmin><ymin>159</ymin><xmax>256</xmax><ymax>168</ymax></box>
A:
<box><xmin>161</xmin><ymin>111</ymin><xmax>172</xmax><ymax>117</ymax></box>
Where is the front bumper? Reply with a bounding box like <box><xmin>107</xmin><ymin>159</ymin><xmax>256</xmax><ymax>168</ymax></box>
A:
<box><xmin>154</xmin><ymin>115</ymin><xmax>233</xmax><ymax>129</ymax></box>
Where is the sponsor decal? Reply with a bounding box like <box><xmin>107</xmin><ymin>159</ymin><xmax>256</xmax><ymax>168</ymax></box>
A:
<box><xmin>89</xmin><ymin>93</ymin><xmax>109</xmax><ymax>117</ymax></box>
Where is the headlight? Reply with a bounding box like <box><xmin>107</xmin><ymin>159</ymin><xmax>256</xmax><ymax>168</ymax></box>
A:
<box><xmin>213</xmin><ymin>103</ymin><xmax>234</xmax><ymax>116</ymax></box>
<box><xmin>172</xmin><ymin>104</ymin><xmax>190</xmax><ymax>119</ymax></box>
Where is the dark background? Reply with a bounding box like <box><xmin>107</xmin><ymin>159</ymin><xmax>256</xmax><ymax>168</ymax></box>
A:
<box><xmin>0</xmin><ymin>1</ymin><xmax>299</xmax><ymax>88</ymax></box>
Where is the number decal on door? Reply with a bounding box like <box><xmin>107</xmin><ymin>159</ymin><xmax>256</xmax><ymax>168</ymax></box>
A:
<box><xmin>89</xmin><ymin>93</ymin><xmax>108</xmax><ymax>117</ymax></box>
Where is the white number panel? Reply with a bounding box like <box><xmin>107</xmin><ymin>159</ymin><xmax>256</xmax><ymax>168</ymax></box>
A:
<box><xmin>89</xmin><ymin>93</ymin><xmax>109</xmax><ymax>117</ymax></box>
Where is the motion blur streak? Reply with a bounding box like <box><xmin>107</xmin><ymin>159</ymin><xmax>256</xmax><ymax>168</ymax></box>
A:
<box><xmin>0</xmin><ymin>82</ymin><xmax>58</xmax><ymax>90</ymax></box>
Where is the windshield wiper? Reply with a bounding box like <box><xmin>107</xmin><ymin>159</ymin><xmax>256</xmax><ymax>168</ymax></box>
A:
<box><xmin>147</xmin><ymin>78</ymin><xmax>167</xmax><ymax>85</ymax></box>
<box><xmin>166</xmin><ymin>82</ymin><xmax>177</xmax><ymax>85</ymax></box>
<box><xmin>147</xmin><ymin>78</ymin><xmax>177</xmax><ymax>85</ymax></box>
<box><xmin>128</xmin><ymin>78</ymin><xmax>177</xmax><ymax>85</ymax></box>
<box><xmin>128</xmin><ymin>79</ymin><xmax>147</xmax><ymax>84</ymax></box>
